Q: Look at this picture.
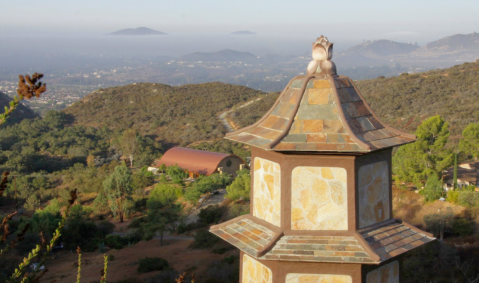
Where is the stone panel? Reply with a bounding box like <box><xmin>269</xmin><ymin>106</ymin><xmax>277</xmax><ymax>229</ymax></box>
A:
<box><xmin>291</xmin><ymin>167</ymin><xmax>348</xmax><ymax>230</ymax></box>
<box><xmin>366</xmin><ymin>261</ymin><xmax>399</xmax><ymax>283</ymax></box>
<box><xmin>286</xmin><ymin>273</ymin><xmax>352</xmax><ymax>283</ymax></box>
<box><xmin>253</xmin><ymin>157</ymin><xmax>281</xmax><ymax>226</ymax></box>
<box><xmin>358</xmin><ymin>161</ymin><xmax>389</xmax><ymax>228</ymax></box>
<box><xmin>242</xmin><ymin>254</ymin><xmax>272</xmax><ymax>283</ymax></box>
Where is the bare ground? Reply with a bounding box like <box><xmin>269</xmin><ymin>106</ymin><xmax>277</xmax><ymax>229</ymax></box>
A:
<box><xmin>40</xmin><ymin>239</ymin><xmax>238</xmax><ymax>283</ymax></box>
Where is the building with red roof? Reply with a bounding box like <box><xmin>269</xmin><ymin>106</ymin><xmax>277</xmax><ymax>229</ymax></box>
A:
<box><xmin>156</xmin><ymin>147</ymin><xmax>246</xmax><ymax>178</ymax></box>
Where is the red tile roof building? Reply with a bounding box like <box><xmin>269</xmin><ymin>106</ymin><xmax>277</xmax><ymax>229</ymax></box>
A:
<box><xmin>156</xmin><ymin>147</ymin><xmax>246</xmax><ymax>178</ymax></box>
<box><xmin>210</xmin><ymin>36</ymin><xmax>434</xmax><ymax>283</ymax></box>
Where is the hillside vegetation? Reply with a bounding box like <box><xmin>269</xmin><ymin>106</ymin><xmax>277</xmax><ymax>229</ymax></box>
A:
<box><xmin>64</xmin><ymin>82</ymin><xmax>265</xmax><ymax>146</ymax></box>
<box><xmin>357</xmin><ymin>60</ymin><xmax>479</xmax><ymax>143</ymax></box>
<box><xmin>231</xmin><ymin>60</ymin><xmax>479</xmax><ymax>145</ymax></box>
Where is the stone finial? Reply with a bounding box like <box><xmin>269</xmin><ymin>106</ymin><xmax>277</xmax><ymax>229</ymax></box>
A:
<box><xmin>307</xmin><ymin>35</ymin><xmax>337</xmax><ymax>76</ymax></box>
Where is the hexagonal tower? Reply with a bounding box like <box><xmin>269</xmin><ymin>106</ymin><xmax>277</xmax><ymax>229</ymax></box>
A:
<box><xmin>210</xmin><ymin>36</ymin><xmax>435</xmax><ymax>283</ymax></box>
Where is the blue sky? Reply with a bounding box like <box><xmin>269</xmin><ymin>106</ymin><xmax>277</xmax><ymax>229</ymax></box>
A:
<box><xmin>1</xmin><ymin>0</ymin><xmax>478</xmax><ymax>43</ymax></box>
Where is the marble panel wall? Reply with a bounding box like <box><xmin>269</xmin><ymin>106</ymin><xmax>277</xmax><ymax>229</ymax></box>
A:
<box><xmin>286</xmin><ymin>273</ymin><xmax>352</xmax><ymax>283</ymax></box>
<box><xmin>253</xmin><ymin>157</ymin><xmax>281</xmax><ymax>226</ymax></box>
<box><xmin>291</xmin><ymin>167</ymin><xmax>348</xmax><ymax>230</ymax></box>
<box><xmin>242</xmin><ymin>254</ymin><xmax>272</xmax><ymax>283</ymax></box>
<box><xmin>358</xmin><ymin>161</ymin><xmax>389</xmax><ymax>228</ymax></box>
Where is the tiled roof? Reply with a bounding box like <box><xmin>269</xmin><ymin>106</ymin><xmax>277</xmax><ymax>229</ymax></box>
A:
<box><xmin>360</xmin><ymin>221</ymin><xmax>435</xmax><ymax>262</ymax></box>
<box><xmin>210</xmin><ymin>217</ymin><xmax>435</xmax><ymax>265</ymax></box>
<box><xmin>259</xmin><ymin>235</ymin><xmax>377</xmax><ymax>264</ymax></box>
<box><xmin>225</xmin><ymin>76</ymin><xmax>416</xmax><ymax>153</ymax></box>
<box><xmin>209</xmin><ymin>216</ymin><xmax>282</xmax><ymax>258</ymax></box>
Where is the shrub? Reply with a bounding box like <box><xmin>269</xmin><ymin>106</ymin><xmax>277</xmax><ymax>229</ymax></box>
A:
<box><xmin>227</xmin><ymin>204</ymin><xmax>250</xmax><ymax>220</ymax></box>
<box><xmin>105</xmin><ymin>235</ymin><xmax>127</xmax><ymax>249</ymax></box>
<box><xmin>97</xmin><ymin>220</ymin><xmax>115</xmax><ymax>237</ymax></box>
<box><xmin>134</xmin><ymin>198</ymin><xmax>147</xmax><ymax>212</ymax></box>
<box><xmin>137</xmin><ymin>257</ymin><xmax>169</xmax><ymax>273</ymax></box>
<box><xmin>451</xmin><ymin>218</ymin><xmax>474</xmax><ymax>236</ymax></box>
<box><xmin>198</xmin><ymin>205</ymin><xmax>223</xmax><ymax>224</ymax></box>
<box><xmin>458</xmin><ymin>191</ymin><xmax>479</xmax><ymax>207</ymax></box>
<box><xmin>447</xmin><ymin>191</ymin><xmax>459</xmax><ymax>203</ymax></box>
<box><xmin>128</xmin><ymin>216</ymin><xmax>147</xmax><ymax>229</ymax></box>
<box><xmin>212</xmin><ymin>246</ymin><xmax>234</xmax><ymax>254</ymax></box>
<box><xmin>190</xmin><ymin>229</ymin><xmax>219</xmax><ymax>249</ymax></box>
<box><xmin>226</xmin><ymin>172</ymin><xmax>250</xmax><ymax>201</ymax></box>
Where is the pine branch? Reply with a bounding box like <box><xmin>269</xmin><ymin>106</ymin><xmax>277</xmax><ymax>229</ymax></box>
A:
<box><xmin>0</xmin><ymin>73</ymin><xmax>46</xmax><ymax>126</ymax></box>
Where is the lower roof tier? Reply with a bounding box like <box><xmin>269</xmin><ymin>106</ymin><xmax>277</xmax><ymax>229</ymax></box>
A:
<box><xmin>210</xmin><ymin>216</ymin><xmax>435</xmax><ymax>265</ymax></box>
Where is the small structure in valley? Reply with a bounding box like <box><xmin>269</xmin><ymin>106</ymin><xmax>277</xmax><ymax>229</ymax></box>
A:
<box><xmin>156</xmin><ymin>147</ymin><xmax>246</xmax><ymax>178</ymax></box>
<box><xmin>443</xmin><ymin>162</ymin><xmax>479</xmax><ymax>191</ymax></box>
<box><xmin>210</xmin><ymin>36</ymin><xmax>435</xmax><ymax>282</ymax></box>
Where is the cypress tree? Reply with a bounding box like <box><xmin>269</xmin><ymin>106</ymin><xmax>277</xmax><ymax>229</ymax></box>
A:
<box><xmin>453</xmin><ymin>152</ymin><xmax>458</xmax><ymax>190</ymax></box>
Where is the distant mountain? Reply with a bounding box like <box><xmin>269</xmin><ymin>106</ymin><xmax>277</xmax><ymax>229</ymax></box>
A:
<box><xmin>179</xmin><ymin>49</ymin><xmax>257</xmax><ymax>62</ymax></box>
<box><xmin>425</xmin><ymin>32</ymin><xmax>479</xmax><ymax>52</ymax></box>
<box><xmin>341</xmin><ymin>40</ymin><xmax>419</xmax><ymax>58</ymax></box>
<box><xmin>109</xmin><ymin>27</ymin><xmax>167</xmax><ymax>36</ymax></box>
<box><xmin>0</xmin><ymin>92</ymin><xmax>38</xmax><ymax>126</ymax></box>
<box><xmin>230</xmin><ymin>31</ymin><xmax>256</xmax><ymax>35</ymax></box>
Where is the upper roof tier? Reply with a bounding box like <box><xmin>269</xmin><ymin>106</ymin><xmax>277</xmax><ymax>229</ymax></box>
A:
<box><xmin>225</xmin><ymin>36</ymin><xmax>416</xmax><ymax>153</ymax></box>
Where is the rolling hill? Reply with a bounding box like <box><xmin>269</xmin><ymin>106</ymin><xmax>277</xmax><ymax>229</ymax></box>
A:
<box><xmin>63</xmin><ymin>82</ymin><xmax>265</xmax><ymax>146</ymax></box>
<box><xmin>341</xmin><ymin>40</ymin><xmax>419</xmax><ymax>58</ymax></box>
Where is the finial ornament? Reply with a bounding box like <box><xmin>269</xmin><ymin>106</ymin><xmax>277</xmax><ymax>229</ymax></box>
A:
<box><xmin>307</xmin><ymin>35</ymin><xmax>337</xmax><ymax>76</ymax></box>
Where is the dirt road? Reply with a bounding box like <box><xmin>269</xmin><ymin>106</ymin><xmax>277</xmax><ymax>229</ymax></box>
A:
<box><xmin>218</xmin><ymin>98</ymin><xmax>262</xmax><ymax>133</ymax></box>
<box><xmin>186</xmin><ymin>188</ymin><xmax>226</xmax><ymax>224</ymax></box>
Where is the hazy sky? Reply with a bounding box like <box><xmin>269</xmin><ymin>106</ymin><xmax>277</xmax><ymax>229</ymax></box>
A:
<box><xmin>1</xmin><ymin>0</ymin><xmax>478</xmax><ymax>42</ymax></box>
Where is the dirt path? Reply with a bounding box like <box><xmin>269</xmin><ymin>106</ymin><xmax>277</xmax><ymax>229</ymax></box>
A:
<box><xmin>218</xmin><ymin>98</ymin><xmax>262</xmax><ymax>133</ymax></box>
<box><xmin>186</xmin><ymin>189</ymin><xmax>227</xmax><ymax>224</ymax></box>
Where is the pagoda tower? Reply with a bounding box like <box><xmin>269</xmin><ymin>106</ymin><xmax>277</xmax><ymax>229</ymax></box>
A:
<box><xmin>210</xmin><ymin>36</ymin><xmax>435</xmax><ymax>283</ymax></box>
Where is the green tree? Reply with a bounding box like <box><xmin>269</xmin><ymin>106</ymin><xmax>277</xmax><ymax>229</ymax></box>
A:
<box><xmin>459</xmin><ymin>122</ymin><xmax>479</xmax><ymax>160</ymax></box>
<box><xmin>393</xmin><ymin>115</ymin><xmax>453</xmax><ymax>185</ymax></box>
<box><xmin>131</xmin><ymin>166</ymin><xmax>154</xmax><ymax>191</ymax></box>
<box><xmin>226</xmin><ymin>170</ymin><xmax>251</xmax><ymax>201</ymax></box>
<box><xmin>119</xmin><ymin>129</ymin><xmax>140</xmax><ymax>168</ymax></box>
<box><xmin>103</xmin><ymin>164</ymin><xmax>133</xmax><ymax>222</ymax></box>
<box><xmin>143</xmin><ymin>184</ymin><xmax>182</xmax><ymax>245</ymax></box>
<box><xmin>159</xmin><ymin>164</ymin><xmax>167</xmax><ymax>173</ymax></box>
<box><xmin>24</xmin><ymin>194</ymin><xmax>40</xmax><ymax>212</ymax></box>
<box><xmin>420</xmin><ymin>174</ymin><xmax>443</xmax><ymax>202</ymax></box>
<box><xmin>453</xmin><ymin>152</ymin><xmax>458</xmax><ymax>190</ymax></box>
<box><xmin>147</xmin><ymin>183</ymin><xmax>183</xmax><ymax>211</ymax></box>
<box><xmin>166</xmin><ymin>164</ymin><xmax>187</xmax><ymax>184</ymax></box>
